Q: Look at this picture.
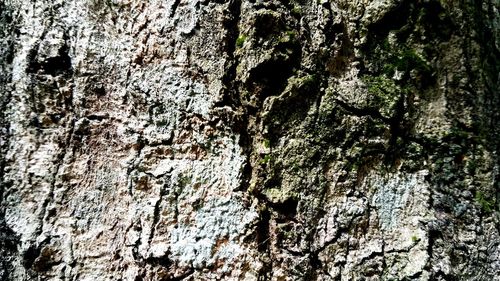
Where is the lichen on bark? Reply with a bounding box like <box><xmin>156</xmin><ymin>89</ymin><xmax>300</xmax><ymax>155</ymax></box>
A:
<box><xmin>0</xmin><ymin>0</ymin><xmax>498</xmax><ymax>280</ymax></box>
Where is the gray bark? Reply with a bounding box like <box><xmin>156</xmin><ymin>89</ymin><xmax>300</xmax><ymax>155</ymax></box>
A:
<box><xmin>0</xmin><ymin>0</ymin><xmax>499</xmax><ymax>280</ymax></box>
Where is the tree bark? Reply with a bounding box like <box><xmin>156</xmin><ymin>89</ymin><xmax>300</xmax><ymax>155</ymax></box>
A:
<box><xmin>0</xmin><ymin>0</ymin><xmax>498</xmax><ymax>280</ymax></box>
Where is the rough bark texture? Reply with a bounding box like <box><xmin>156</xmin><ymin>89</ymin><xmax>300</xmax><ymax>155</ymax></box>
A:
<box><xmin>0</xmin><ymin>0</ymin><xmax>499</xmax><ymax>280</ymax></box>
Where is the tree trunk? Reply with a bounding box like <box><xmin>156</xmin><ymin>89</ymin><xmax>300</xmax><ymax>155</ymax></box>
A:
<box><xmin>0</xmin><ymin>0</ymin><xmax>498</xmax><ymax>280</ymax></box>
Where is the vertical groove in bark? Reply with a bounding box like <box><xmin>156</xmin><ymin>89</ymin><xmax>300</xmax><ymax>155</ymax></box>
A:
<box><xmin>0</xmin><ymin>2</ymin><xmax>18</xmax><ymax>280</ymax></box>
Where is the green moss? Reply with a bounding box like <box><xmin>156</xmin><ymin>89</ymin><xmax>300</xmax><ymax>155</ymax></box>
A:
<box><xmin>475</xmin><ymin>191</ymin><xmax>495</xmax><ymax>213</ymax></box>
<box><xmin>263</xmin><ymin>139</ymin><xmax>271</xmax><ymax>148</ymax></box>
<box><xmin>381</xmin><ymin>38</ymin><xmax>391</xmax><ymax>51</ymax></box>
<box><xmin>399</xmin><ymin>49</ymin><xmax>431</xmax><ymax>74</ymax></box>
<box><xmin>292</xmin><ymin>5</ymin><xmax>302</xmax><ymax>15</ymax></box>
<box><xmin>363</xmin><ymin>75</ymin><xmax>399</xmax><ymax>96</ymax></box>
<box><xmin>348</xmin><ymin>161</ymin><xmax>359</xmax><ymax>172</ymax></box>
<box><xmin>287</xmin><ymin>74</ymin><xmax>316</xmax><ymax>90</ymax></box>
<box><xmin>178</xmin><ymin>175</ymin><xmax>192</xmax><ymax>187</ymax></box>
<box><xmin>236</xmin><ymin>34</ymin><xmax>247</xmax><ymax>48</ymax></box>
<box><xmin>466</xmin><ymin>158</ymin><xmax>478</xmax><ymax>174</ymax></box>
<box><xmin>291</xmin><ymin>163</ymin><xmax>301</xmax><ymax>173</ymax></box>
<box><xmin>302</xmin><ymin>74</ymin><xmax>317</xmax><ymax>84</ymax></box>
<box><xmin>279</xmin><ymin>30</ymin><xmax>298</xmax><ymax>44</ymax></box>
<box><xmin>286</xmin><ymin>30</ymin><xmax>297</xmax><ymax>41</ymax></box>
<box><xmin>361</xmin><ymin>75</ymin><xmax>402</xmax><ymax>115</ymax></box>
<box><xmin>411</xmin><ymin>235</ymin><xmax>418</xmax><ymax>242</ymax></box>
<box><xmin>382</xmin><ymin>47</ymin><xmax>432</xmax><ymax>79</ymax></box>
<box><xmin>260</xmin><ymin>154</ymin><xmax>272</xmax><ymax>165</ymax></box>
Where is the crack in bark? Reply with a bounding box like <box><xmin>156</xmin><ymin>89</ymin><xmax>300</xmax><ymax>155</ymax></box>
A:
<box><xmin>169</xmin><ymin>0</ymin><xmax>182</xmax><ymax>18</ymax></box>
<box><xmin>37</xmin><ymin>119</ymin><xmax>76</xmax><ymax>237</ymax></box>
<box><xmin>334</xmin><ymin>98</ymin><xmax>390</xmax><ymax>123</ymax></box>
<box><xmin>147</xmin><ymin>179</ymin><xmax>169</xmax><ymax>249</ymax></box>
